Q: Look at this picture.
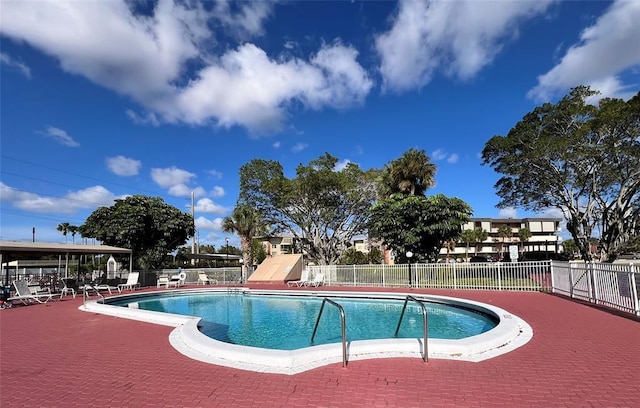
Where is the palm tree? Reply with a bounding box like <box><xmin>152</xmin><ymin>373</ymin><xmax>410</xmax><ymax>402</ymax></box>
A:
<box><xmin>518</xmin><ymin>227</ymin><xmax>532</xmax><ymax>256</ymax></box>
<box><xmin>57</xmin><ymin>222</ymin><xmax>71</xmax><ymax>243</ymax></box>
<box><xmin>222</xmin><ymin>204</ymin><xmax>267</xmax><ymax>283</ymax></box>
<box><xmin>473</xmin><ymin>228</ymin><xmax>489</xmax><ymax>257</ymax></box>
<box><xmin>380</xmin><ymin>148</ymin><xmax>436</xmax><ymax>197</ymax></box>
<box><xmin>68</xmin><ymin>225</ymin><xmax>79</xmax><ymax>244</ymax></box>
<box><xmin>460</xmin><ymin>229</ymin><xmax>476</xmax><ymax>261</ymax></box>
<box><xmin>497</xmin><ymin>224</ymin><xmax>513</xmax><ymax>261</ymax></box>
<box><xmin>443</xmin><ymin>239</ymin><xmax>457</xmax><ymax>263</ymax></box>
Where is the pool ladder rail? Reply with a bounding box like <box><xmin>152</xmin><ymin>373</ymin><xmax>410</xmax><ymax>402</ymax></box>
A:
<box><xmin>311</xmin><ymin>298</ymin><xmax>347</xmax><ymax>368</ymax></box>
<box><xmin>395</xmin><ymin>295</ymin><xmax>429</xmax><ymax>362</ymax></box>
<box><xmin>311</xmin><ymin>295</ymin><xmax>429</xmax><ymax>369</ymax></box>
<box><xmin>82</xmin><ymin>283</ymin><xmax>105</xmax><ymax>306</ymax></box>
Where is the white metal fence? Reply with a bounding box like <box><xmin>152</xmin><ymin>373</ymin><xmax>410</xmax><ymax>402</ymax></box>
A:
<box><xmin>550</xmin><ymin>261</ymin><xmax>639</xmax><ymax>316</ymax></box>
<box><xmin>308</xmin><ymin>260</ymin><xmax>553</xmax><ymax>291</ymax></box>
<box><xmin>308</xmin><ymin>260</ymin><xmax>640</xmax><ymax>316</ymax></box>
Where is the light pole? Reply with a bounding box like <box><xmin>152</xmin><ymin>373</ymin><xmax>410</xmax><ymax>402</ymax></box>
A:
<box><xmin>225</xmin><ymin>237</ymin><xmax>230</xmax><ymax>266</ymax></box>
<box><xmin>406</xmin><ymin>251</ymin><xmax>413</xmax><ymax>287</ymax></box>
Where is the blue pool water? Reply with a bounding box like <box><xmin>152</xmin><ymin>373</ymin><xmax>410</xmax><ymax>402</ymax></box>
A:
<box><xmin>114</xmin><ymin>294</ymin><xmax>497</xmax><ymax>350</ymax></box>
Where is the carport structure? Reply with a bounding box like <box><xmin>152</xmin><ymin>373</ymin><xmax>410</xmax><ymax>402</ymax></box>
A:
<box><xmin>0</xmin><ymin>241</ymin><xmax>133</xmax><ymax>287</ymax></box>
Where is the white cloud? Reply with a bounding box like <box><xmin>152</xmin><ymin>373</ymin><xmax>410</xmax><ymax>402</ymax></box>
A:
<box><xmin>126</xmin><ymin>109</ymin><xmax>160</xmax><ymax>127</ymax></box>
<box><xmin>151</xmin><ymin>166</ymin><xmax>196</xmax><ymax>188</ymax></box>
<box><xmin>498</xmin><ymin>207</ymin><xmax>518</xmax><ymax>218</ymax></box>
<box><xmin>334</xmin><ymin>159</ymin><xmax>352</xmax><ymax>172</ymax></box>
<box><xmin>446</xmin><ymin>154</ymin><xmax>459</xmax><ymax>164</ymax></box>
<box><xmin>194</xmin><ymin>198</ymin><xmax>227</xmax><ymax>215</ymax></box>
<box><xmin>0</xmin><ymin>1</ymin><xmax>372</xmax><ymax>134</ymax></box>
<box><xmin>431</xmin><ymin>149</ymin><xmax>447</xmax><ymax>161</ymax></box>
<box><xmin>210</xmin><ymin>186</ymin><xmax>225</xmax><ymax>198</ymax></box>
<box><xmin>195</xmin><ymin>215</ymin><xmax>223</xmax><ymax>231</ymax></box>
<box><xmin>207</xmin><ymin>169</ymin><xmax>223</xmax><ymax>179</ymax></box>
<box><xmin>529</xmin><ymin>0</ymin><xmax>640</xmax><ymax>101</ymax></box>
<box><xmin>173</xmin><ymin>42</ymin><xmax>372</xmax><ymax>133</ymax></box>
<box><xmin>375</xmin><ymin>0</ymin><xmax>554</xmax><ymax>92</ymax></box>
<box><xmin>0</xmin><ymin>52</ymin><xmax>31</xmax><ymax>78</ymax></box>
<box><xmin>39</xmin><ymin>126</ymin><xmax>80</xmax><ymax>147</ymax></box>
<box><xmin>273</xmin><ymin>141</ymin><xmax>281</xmax><ymax>148</ymax></box>
<box><xmin>151</xmin><ymin>166</ymin><xmax>204</xmax><ymax>197</ymax></box>
<box><xmin>106</xmin><ymin>155</ymin><xmax>141</xmax><ymax>176</ymax></box>
<box><xmin>0</xmin><ymin>182</ymin><xmax>119</xmax><ymax>214</ymax></box>
<box><xmin>291</xmin><ymin>142</ymin><xmax>308</xmax><ymax>153</ymax></box>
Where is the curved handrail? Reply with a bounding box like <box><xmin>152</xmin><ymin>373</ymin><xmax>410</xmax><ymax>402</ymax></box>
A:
<box><xmin>394</xmin><ymin>295</ymin><xmax>428</xmax><ymax>362</ymax></box>
<box><xmin>311</xmin><ymin>298</ymin><xmax>347</xmax><ymax>367</ymax></box>
<box><xmin>82</xmin><ymin>283</ymin><xmax>105</xmax><ymax>306</ymax></box>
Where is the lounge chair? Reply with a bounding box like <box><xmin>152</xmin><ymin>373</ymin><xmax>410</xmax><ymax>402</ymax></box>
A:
<box><xmin>157</xmin><ymin>276</ymin><xmax>170</xmax><ymax>288</ymax></box>
<box><xmin>8</xmin><ymin>280</ymin><xmax>56</xmax><ymax>305</ymax></box>
<box><xmin>197</xmin><ymin>272</ymin><xmax>217</xmax><ymax>285</ymax></box>
<box><xmin>303</xmin><ymin>272</ymin><xmax>325</xmax><ymax>287</ymax></box>
<box><xmin>287</xmin><ymin>269</ymin><xmax>310</xmax><ymax>287</ymax></box>
<box><xmin>168</xmin><ymin>272</ymin><xmax>186</xmax><ymax>288</ymax></box>
<box><xmin>118</xmin><ymin>272</ymin><xmax>140</xmax><ymax>292</ymax></box>
<box><xmin>58</xmin><ymin>279</ymin><xmax>77</xmax><ymax>299</ymax></box>
<box><xmin>93</xmin><ymin>277</ymin><xmax>120</xmax><ymax>295</ymax></box>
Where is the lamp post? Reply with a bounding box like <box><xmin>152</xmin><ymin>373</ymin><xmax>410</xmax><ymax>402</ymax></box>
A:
<box><xmin>239</xmin><ymin>258</ymin><xmax>244</xmax><ymax>283</ymax></box>
<box><xmin>225</xmin><ymin>237</ymin><xmax>230</xmax><ymax>266</ymax></box>
<box><xmin>406</xmin><ymin>251</ymin><xmax>413</xmax><ymax>287</ymax></box>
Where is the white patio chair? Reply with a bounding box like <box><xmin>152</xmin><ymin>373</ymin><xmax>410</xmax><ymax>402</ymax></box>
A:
<box><xmin>118</xmin><ymin>272</ymin><xmax>140</xmax><ymax>292</ymax></box>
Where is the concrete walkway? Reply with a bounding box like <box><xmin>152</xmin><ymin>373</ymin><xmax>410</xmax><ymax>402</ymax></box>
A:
<box><xmin>1</xmin><ymin>286</ymin><xmax>638</xmax><ymax>407</ymax></box>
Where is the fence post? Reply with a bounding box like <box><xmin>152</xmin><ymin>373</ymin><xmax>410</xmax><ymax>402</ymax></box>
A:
<box><xmin>569</xmin><ymin>263</ymin><xmax>574</xmax><ymax>299</ymax></box>
<box><xmin>353</xmin><ymin>264</ymin><xmax>356</xmax><ymax>286</ymax></box>
<box><xmin>630</xmin><ymin>264</ymin><xmax>639</xmax><ymax>316</ymax></box>
<box><xmin>453</xmin><ymin>261</ymin><xmax>457</xmax><ymax>290</ymax></box>
<box><xmin>497</xmin><ymin>262</ymin><xmax>502</xmax><ymax>291</ymax></box>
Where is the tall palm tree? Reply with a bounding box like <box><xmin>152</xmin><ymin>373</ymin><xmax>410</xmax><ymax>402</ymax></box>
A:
<box><xmin>443</xmin><ymin>239</ymin><xmax>458</xmax><ymax>263</ymax></box>
<box><xmin>518</xmin><ymin>227</ymin><xmax>532</xmax><ymax>256</ymax></box>
<box><xmin>222</xmin><ymin>204</ymin><xmax>267</xmax><ymax>282</ymax></box>
<box><xmin>57</xmin><ymin>222</ymin><xmax>71</xmax><ymax>243</ymax></box>
<box><xmin>68</xmin><ymin>225</ymin><xmax>79</xmax><ymax>244</ymax></box>
<box><xmin>473</xmin><ymin>228</ymin><xmax>489</xmax><ymax>258</ymax></box>
<box><xmin>497</xmin><ymin>224</ymin><xmax>513</xmax><ymax>260</ymax></box>
<box><xmin>460</xmin><ymin>229</ymin><xmax>476</xmax><ymax>261</ymax></box>
<box><xmin>380</xmin><ymin>148</ymin><xmax>436</xmax><ymax>197</ymax></box>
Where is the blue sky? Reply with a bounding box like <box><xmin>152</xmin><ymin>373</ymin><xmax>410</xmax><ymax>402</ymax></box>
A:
<box><xmin>1</xmin><ymin>0</ymin><xmax>639</xmax><ymax>249</ymax></box>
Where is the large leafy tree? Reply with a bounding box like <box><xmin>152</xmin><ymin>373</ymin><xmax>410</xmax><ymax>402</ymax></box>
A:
<box><xmin>79</xmin><ymin>195</ymin><xmax>194</xmax><ymax>270</ymax></box>
<box><xmin>239</xmin><ymin>153</ymin><xmax>378</xmax><ymax>265</ymax></box>
<box><xmin>222</xmin><ymin>204</ymin><xmax>268</xmax><ymax>282</ymax></box>
<box><xmin>369</xmin><ymin>193</ymin><xmax>472</xmax><ymax>262</ymax></box>
<box><xmin>482</xmin><ymin>86</ymin><xmax>640</xmax><ymax>262</ymax></box>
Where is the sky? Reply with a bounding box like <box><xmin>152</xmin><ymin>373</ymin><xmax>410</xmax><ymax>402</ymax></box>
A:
<box><xmin>1</xmin><ymin>0</ymin><xmax>639</xmax><ymax>249</ymax></box>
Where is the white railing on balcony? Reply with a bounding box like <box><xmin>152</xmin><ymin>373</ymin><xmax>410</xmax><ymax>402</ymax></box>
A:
<box><xmin>550</xmin><ymin>261</ymin><xmax>639</xmax><ymax>316</ymax></box>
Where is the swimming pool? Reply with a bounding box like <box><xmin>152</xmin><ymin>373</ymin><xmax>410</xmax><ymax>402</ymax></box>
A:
<box><xmin>82</xmin><ymin>288</ymin><xmax>533</xmax><ymax>374</ymax></box>
<box><xmin>110</xmin><ymin>293</ymin><xmax>497</xmax><ymax>349</ymax></box>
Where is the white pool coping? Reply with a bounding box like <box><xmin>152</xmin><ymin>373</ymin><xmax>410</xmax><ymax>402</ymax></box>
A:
<box><xmin>81</xmin><ymin>288</ymin><xmax>533</xmax><ymax>375</ymax></box>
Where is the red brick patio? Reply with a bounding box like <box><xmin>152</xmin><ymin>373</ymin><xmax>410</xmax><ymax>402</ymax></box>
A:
<box><xmin>1</xmin><ymin>286</ymin><xmax>638</xmax><ymax>407</ymax></box>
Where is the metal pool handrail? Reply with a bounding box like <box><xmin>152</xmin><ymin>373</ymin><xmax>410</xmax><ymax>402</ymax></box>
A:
<box><xmin>395</xmin><ymin>295</ymin><xmax>429</xmax><ymax>362</ymax></box>
<box><xmin>82</xmin><ymin>283</ymin><xmax>105</xmax><ymax>306</ymax></box>
<box><xmin>311</xmin><ymin>297</ymin><xmax>347</xmax><ymax>368</ymax></box>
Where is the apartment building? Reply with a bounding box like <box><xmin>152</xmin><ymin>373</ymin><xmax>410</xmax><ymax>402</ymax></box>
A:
<box><xmin>439</xmin><ymin>217</ymin><xmax>563</xmax><ymax>261</ymax></box>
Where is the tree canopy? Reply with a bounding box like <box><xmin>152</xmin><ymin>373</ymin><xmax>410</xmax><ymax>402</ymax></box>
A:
<box><xmin>238</xmin><ymin>153</ymin><xmax>378</xmax><ymax>265</ymax></box>
<box><xmin>79</xmin><ymin>195</ymin><xmax>194</xmax><ymax>270</ymax></box>
<box><xmin>482</xmin><ymin>86</ymin><xmax>640</xmax><ymax>262</ymax></box>
<box><xmin>369</xmin><ymin>193</ymin><xmax>472</xmax><ymax>262</ymax></box>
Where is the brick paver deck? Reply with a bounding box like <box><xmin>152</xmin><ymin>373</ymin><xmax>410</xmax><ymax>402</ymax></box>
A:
<box><xmin>1</xmin><ymin>286</ymin><xmax>638</xmax><ymax>407</ymax></box>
